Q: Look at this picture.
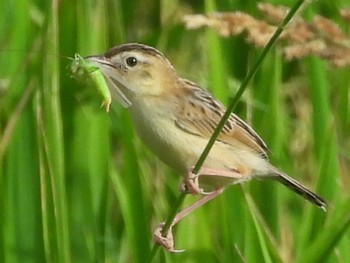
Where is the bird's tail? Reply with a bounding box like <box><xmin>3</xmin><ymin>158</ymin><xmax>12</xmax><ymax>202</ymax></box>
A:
<box><xmin>268</xmin><ymin>167</ymin><xmax>327</xmax><ymax>211</ymax></box>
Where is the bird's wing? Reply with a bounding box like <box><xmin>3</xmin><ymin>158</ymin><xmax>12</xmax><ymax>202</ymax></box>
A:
<box><xmin>174</xmin><ymin>79</ymin><xmax>268</xmax><ymax>159</ymax></box>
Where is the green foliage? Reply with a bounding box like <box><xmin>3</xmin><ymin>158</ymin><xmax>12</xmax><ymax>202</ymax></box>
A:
<box><xmin>1</xmin><ymin>0</ymin><xmax>349</xmax><ymax>262</ymax></box>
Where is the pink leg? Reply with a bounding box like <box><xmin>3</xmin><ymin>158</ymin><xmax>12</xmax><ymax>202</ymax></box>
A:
<box><xmin>181</xmin><ymin>166</ymin><xmax>243</xmax><ymax>195</ymax></box>
<box><xmin>154</xmin><ymin>188</ymin><xmax>224</xmax><ymax>252</ymax></box>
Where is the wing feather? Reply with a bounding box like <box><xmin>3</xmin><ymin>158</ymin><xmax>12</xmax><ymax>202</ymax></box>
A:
<box><xmin>174</xmin><ymin>79</ymin><xmax>268</xmax><ymax>159</ymax></box>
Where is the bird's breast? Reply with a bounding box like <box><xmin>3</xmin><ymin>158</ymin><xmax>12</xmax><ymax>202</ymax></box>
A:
<box><xmin>128</xmin><ymin>98</ymin><xmax>205</xmax><ymax>173</ymax></box>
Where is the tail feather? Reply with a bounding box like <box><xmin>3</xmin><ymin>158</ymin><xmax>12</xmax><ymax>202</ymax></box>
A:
<box><xmin>269</xmin><ymin>168</ymin><xmax>327</xmax><ymax>211</ymax></box>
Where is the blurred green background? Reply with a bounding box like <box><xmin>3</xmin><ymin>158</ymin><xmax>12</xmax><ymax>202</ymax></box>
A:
<box><xmin>1</xmin><ymin>0</ymin><xmax>349</xmax><ymax>262</ymax></box>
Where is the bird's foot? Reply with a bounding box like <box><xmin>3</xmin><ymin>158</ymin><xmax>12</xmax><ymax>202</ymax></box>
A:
<box><xmin>153</xmin><ymin>223</ymin><xmax>185</xmax><ymax>253</ymax></box>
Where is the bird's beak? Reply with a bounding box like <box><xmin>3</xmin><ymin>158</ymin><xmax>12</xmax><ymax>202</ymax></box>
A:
<box><xmin>85</xmin><ymin>55</ymin><xmax>132</xmax><ymax>108</ymax></box>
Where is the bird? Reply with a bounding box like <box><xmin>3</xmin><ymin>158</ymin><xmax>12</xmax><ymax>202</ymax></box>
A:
<box><xmin>84</xmin><ymin>43</ymin><xmax>326</xmax><ymax>251</ymax></box>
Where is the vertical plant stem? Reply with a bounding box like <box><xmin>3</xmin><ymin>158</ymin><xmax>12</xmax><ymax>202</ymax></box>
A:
<box><xmin>204</xmin><ymin>0</ymin><xmax>229</xmax><ymax>103</ymax></box>
<box><xmin>41</xmin><ymin>0</ymin><xmax>70</xmax><ymax>262</ymax></box>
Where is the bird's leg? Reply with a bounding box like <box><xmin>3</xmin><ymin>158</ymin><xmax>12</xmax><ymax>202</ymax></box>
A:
<box><xmin>154</xmin><ymin>187</ymin><xmax>224</xmax><ymax>252</ymax></box>
<box><xmin>181</xmin><ymin>166</ymin><xmax>243</xmax><ymax>195</ymax></box>
<box><xmin>155</xmin><ymin>167</ymin><xmax>242</xmax><ymax>251</ymax></box>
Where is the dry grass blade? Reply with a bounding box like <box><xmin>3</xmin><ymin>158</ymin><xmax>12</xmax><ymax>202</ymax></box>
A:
<box><xmin>340</xmin><ymin>9</ymin><xmax>350</xmax><ymax>24</ymax></box>
<box><xmin>0</xmin><ymin>82</ymin><xmax>34</xmax><ymax>159</ymax></box>
<box><xmin>183</xmin><ymin>3</ymin><xmax>350</xmax><ymax>67</ymax></box>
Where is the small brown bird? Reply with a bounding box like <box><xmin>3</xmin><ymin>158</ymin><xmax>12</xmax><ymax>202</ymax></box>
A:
<box><xmin>85</xmin><ymin>43</ymin><xmax>326</xmax><ymax>251</ymax></box>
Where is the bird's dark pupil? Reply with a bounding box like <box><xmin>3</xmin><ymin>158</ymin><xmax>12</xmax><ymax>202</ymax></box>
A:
<box><xmin>127</xmin><ymin>57</ymin><xmax>137</xmax><ymax>67</ymax></box>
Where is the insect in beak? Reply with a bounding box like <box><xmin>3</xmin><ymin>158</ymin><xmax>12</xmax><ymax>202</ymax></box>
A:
<box><xmin>71</xmin><ymin>54</ymin><xmax>132</xmax><ymax>111</ymax></box>
<box><xmin>85</xmin><ymin>56</ymin><xmax>131</xmax><ymax>108</ymax></box>
<box><xmin>85</xmin><ymin>55</ymin><xmax>132</xmax><ymax>109</ymax></box>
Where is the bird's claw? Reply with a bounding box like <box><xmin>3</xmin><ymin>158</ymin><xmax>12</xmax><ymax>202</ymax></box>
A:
<box><xmin>180</xmin><ymin>167</ymin><xmax>214</xmax><ymax>195</ymax></box>
<box><xmin>153</xmin><ymin>223</ymin><xmax>185</xmax><ymax>253</ymax></box>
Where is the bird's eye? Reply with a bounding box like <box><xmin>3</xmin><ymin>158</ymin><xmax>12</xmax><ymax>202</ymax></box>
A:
<box><xmin>126</xmin><ymin>57</ymin><xmax>138</xmax><ymax>67</ymax></box>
